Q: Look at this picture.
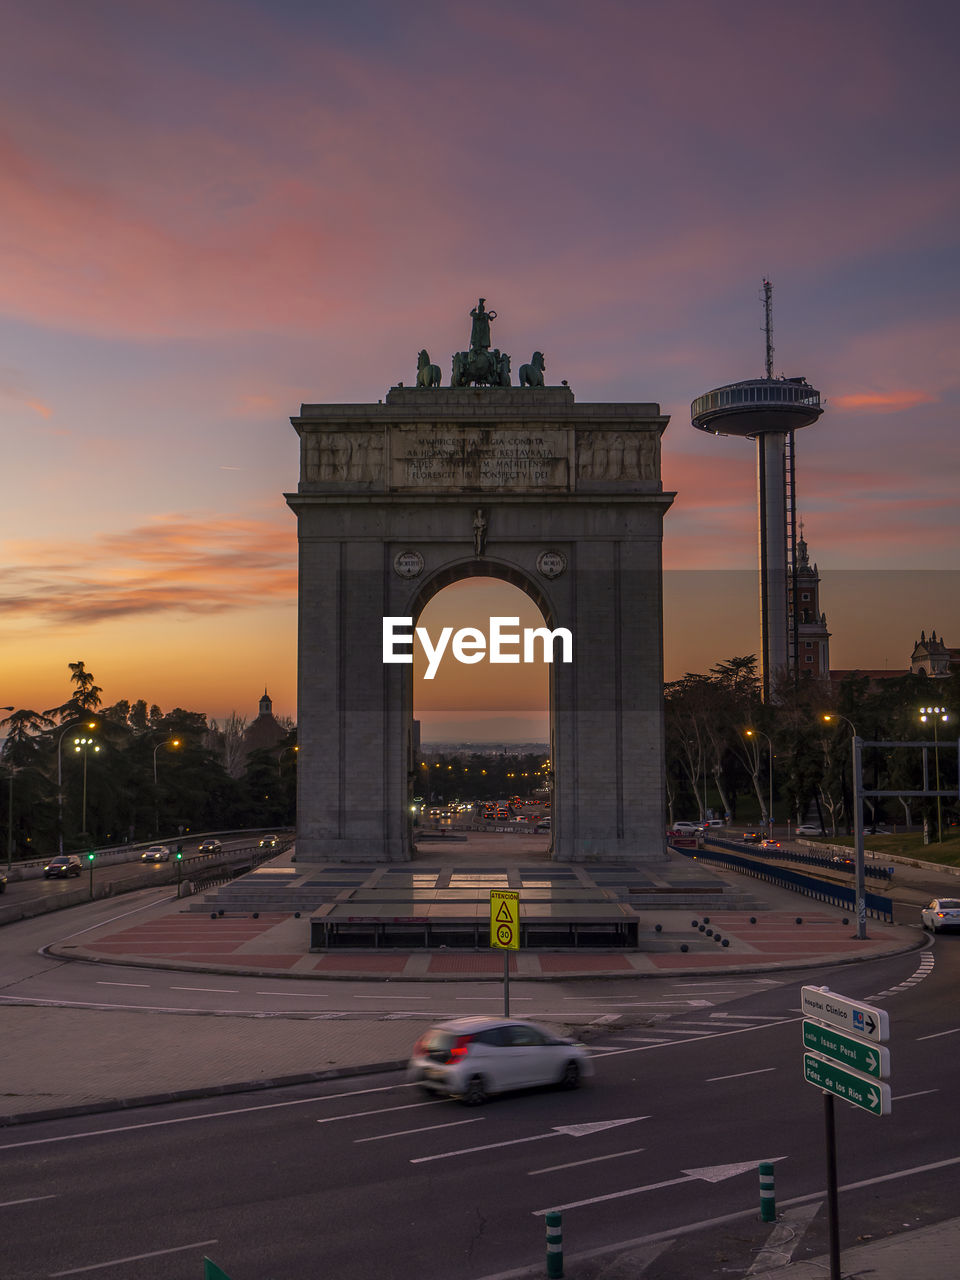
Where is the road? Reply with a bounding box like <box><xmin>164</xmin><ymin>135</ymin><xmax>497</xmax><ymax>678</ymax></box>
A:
<box><xmin>1</xmin><ymin>936</ymin><xmax>957</xmax><ymax>1279</ymax></box>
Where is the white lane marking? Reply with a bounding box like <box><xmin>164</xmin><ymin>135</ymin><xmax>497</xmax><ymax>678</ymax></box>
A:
<box><xmin>171</xmin><ymin>987</ymin><xmax>239</xmax><ymax>994</ymax></box>
<box><xmin>747</xmin><ymin>1203</ymin><xmax>821</xmax><ymax>1275</ymax></box>
<box><xmin>529</xmin><ymin>1147</ymin><xmax>646</xmax><ymax>1176</ymax></box>
<box><xmin>0</xmin><ymin>1083</ymin><xmax>418</xmax><ymax>1150</ymax></box>
<box><xmin>317</xmin><ymin>1101</ymin><xmax>443</xmax><ymax>1125</ymax></box>
<box><xmin>456</xmin><ymin>996</ymin><xmax>534</xmax><ymax>1001</ymax></box>
<box><xmin>706</xmin><ymin>1068</ymin><xmax>776</xmax><ymax>1083</ymax></box>
<box><xmin>95</xmin><ymin>982</ymin><xmax>150</xmax><ymax>988</ymax></box>
<box><xmin>49</xmin><ymin>1238</ymin><xmax>218</xmax><ymax>1276</ymax></box>
<box><xmin>413</xmin><ymin>1132</ymin><xmax>556</xmax><ymax>1163</ymax></box>
<box><xmin>412</xmin><ymin>1117</ymin><xmax>647</xmax><ymax>1165</ymax></box>
<box><xmin>614</xmin><ymin>1037</ymin><xmax>677</xmax><ymax>1045</ymax></box>
<box><xmin>0</xmin><ymin>1194</ymin><xmax>58</xmax><ymax>1208</ymax></box>
<box><xmin>51</xmin><ymin>892</ymin><xmax>177</xmax><ymax>942</ymax></box>
<box><xmin>588</xmin><ymin>1018</ymin><xmax>800</xmax><ymax>1058</ymax></box>
<box><xmin>355</xmin><ymin>1117</ymin><xmax>483</xmax><ymax>1143</ymax></box>
<box><xmin>533</xmin><ymin>1158</ymin><xmax>786</xmax><ymax>1215</ymax></box>
<box><xmin>253</xmin><ymin>990</ymin><xmax>326</xmax><ymax>997</ymax></box>
<box><xmin>352</xmin><ymin>994</ymin><xmax>431</xmax><ymax>1000</ymax></box>
<box><xmin>917</xmin><ymin>1027</ymin><xmax>960</xmax><ymax>1041</ymax></box>
<box><xmin>0</xmin><ymin>995</ymin><xmax>336</xmax><ymax>1017</ymax></box>
<box><xmin>710</xmin><ymin>1013</ymin><xmax>790</xmax><ymax>1021</ymax></box>
<box><xmin>892</xmin><ymin>1090</ymin><xmax>939</xmax><ymax>1101</ymax></box>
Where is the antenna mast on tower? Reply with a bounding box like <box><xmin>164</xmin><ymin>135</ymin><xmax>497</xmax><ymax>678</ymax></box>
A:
<box><xmin>762</xmin><ymin>278</ymin><xmax>774</xmax><ymax>379</ymax></box>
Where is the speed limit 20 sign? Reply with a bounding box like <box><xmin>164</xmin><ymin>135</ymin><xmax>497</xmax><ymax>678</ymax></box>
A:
<box><xmin>490</xmin><ymin>889</ymin><xmax>520</xmax><ymax>951</ymax></box>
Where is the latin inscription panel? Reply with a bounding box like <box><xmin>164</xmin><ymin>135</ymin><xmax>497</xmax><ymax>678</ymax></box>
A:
<box><xmin>390</xmin><ymin>426</ymin><xmax>569</xmax><ymax>492</ymax></box>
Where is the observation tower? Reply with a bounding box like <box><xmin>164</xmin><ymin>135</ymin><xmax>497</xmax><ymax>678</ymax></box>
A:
<box><xmin>691</xmin><ymin>282</ymin><xmax>823</xmax><ymax>699</ymax></box>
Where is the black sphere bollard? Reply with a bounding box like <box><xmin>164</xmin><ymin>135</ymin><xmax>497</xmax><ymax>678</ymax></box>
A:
<box><xmin>253</xmin><ymin>912</ymin><xmax>259</xmax><ymax>919</ymax></box>
<box><xmin>680</xmin><ymin>944</ymin><xmax>689</xmax><ymax>952</ymax></box>
<box><xmin>796</xmin><ymin>917</ymin><xmax>803</xmax><ymax>925</ymax></box>
<box><xmin>705</xmin><ymin>929</ymin><xmax>714</xmax><ymax>937</ymax></box>
<box><xmin>295</xmin><ymin>911</ymin><xmax>301</xmax><ymax>918</ymax></box>
<box><xmin>691</xmin><ymin>920</ymin><xmax>699</xmax><ymax>928</ymax></box>
<box><xmin>703</xmin><ymin>916</ymin><xmax>710</xmax><ymax>924</ymax></box>
<box><xmin>210</xmin><ymin>913</ymin><xmax>217</xmax><ymax>920</ymax></box>
<box><xmin>655</xmin><ymin>923</ymin><xmax>662</xmax><ymax>932</ymax></box>
<box><xmin>750</xmin><ymin>916</ymin><xmax>757</xmax><ymax>924</ymax></box>
<box><xmin>699</xmin><ymin>925</ymin><xmax>706</xmax><ymax>932</ymax></box>
<box><xmin>842</xmin><ymin>917</ymin><xmax>850</xmax><ymax>925</ymax></box>
<box><xmin>722</xmin><ymin>938</ymin><xmax>730</xmax><ymax>947</ymax></box>
<box><xmin>218</xmin><ymin>909</ymin><xmax>224</xmax><ymax>917</ymax></box>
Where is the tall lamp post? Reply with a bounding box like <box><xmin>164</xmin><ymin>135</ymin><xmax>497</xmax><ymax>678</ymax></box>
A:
<box><xmin>744</xmin><ymin>729</ymin><xmax>774</xmax><ymax>836</ymax></box>
<box><xmin>152</xmin><ymin>738</ymin><xmax>180</xmax><ymax>835</ymax></box>
<box><xmin>823</xmin><ymin>713</ymin><xmax>867</xmax><ymax>940</ymax></box>
<box><xmin>57</xmin><ymin>720</ymin><xmax>97</xmax><ymax>854</ymax></box>
<box><xmin>919</xmin><ymin>706</ymin><xmax>950</xmax><ymax>843</ymax></box>
<box><xmin>73</xmin><ymin>736</ymin><xmax>100</xmax><ymax>838</ymax></box>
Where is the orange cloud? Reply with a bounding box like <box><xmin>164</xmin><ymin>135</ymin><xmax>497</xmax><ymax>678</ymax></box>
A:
<box><xmin>834</xmin><ymin>391</ymin><xmax>937</xmax><ymax>412</ymax></box>
<box><xmin>1</xmin><ymin>514</ymin><xmax>296</xmax><ymax>624</ymax></box>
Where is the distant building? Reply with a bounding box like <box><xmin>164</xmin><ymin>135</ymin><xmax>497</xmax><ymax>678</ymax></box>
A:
<box><xmin>789</xmin><ymin>530</ymin><xmax>831</xmax><ymax>678</ymax></box>
<box><xmin>910</xmin><ymin>630</ymin><xmax>955</xmax><ymax>678</ymax></box>
<box><xmin>830</xmin><ymin>629</ymin><xmax>958</xmax><ymax>688</ymax></box>
<box><xmin>242</xmin><ymin>690</ymin><xmax>286</xmax><ymax>759</ymax></box>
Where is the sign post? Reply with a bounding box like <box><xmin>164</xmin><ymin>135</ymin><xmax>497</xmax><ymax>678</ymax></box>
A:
<box><xmin>801</xmin><ymin>987</ymin><xmax>891</xmax><ymax>1280</ymax></box>
<box><xmin>490</xmin><ymin>889</ymin><xmax>519</xmax><ymax>1017</ymax></box>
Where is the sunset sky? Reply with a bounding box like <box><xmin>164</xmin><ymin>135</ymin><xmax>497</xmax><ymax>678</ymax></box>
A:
<box><xmin>1</xmin><ymin>1</ymin><xmax>957</xmax><ymax>740</ymax></box>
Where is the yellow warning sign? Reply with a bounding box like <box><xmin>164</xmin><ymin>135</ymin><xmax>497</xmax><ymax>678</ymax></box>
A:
<box><xmin>490</xmin><ymin>889</ymin><xmax>520</xmax><ymax>951</ymax></box>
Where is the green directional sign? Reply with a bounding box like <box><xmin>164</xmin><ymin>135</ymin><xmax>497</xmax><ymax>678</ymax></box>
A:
<box><xmin>802</xmin><ymin>1021</ymin><xmax>890</xmax><ymax>1080</ymax></box>
<box><xmin>803</xmin><ymin>1053</ymin><xmax>892</xmax><ymax>1116</ymax></box>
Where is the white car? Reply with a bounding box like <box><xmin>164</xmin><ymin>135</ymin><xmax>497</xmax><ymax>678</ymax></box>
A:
<box><xmin>670</xmin><ymin>821</ymin><xmax>703</xmax><ymax>834</ymax></box>
<box><xmin>921</xmin><ymin>899</ymin><xmax>960</xmax><ymax>933</ymax></box>
<box><xmin>408</xmin><ymin>1017</ymin><xmax>593</xmax><ymax>1105</ymax></box>
<box><xmin>795</xmin><ymin>824</ymin><xmax>825</xmax><ymax>836</ymax></box>
<box><xmin>140</xmin><ymin>845</ymin><xmax>170</xmax><ymax>862</ymax></box>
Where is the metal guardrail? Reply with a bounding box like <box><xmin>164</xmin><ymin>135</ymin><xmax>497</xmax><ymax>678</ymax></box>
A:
<box><xmin>710</xmin><ymin>837</ymin><xmax>894</xmax><ymax>881</ymax></box>
<box><xmin>671</xmin><ymin>842</ymin><xmax>894</xmax><ymax>923</ymax></box>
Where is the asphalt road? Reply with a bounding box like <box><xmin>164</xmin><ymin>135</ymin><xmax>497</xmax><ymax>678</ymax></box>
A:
<box><xmin>2</xmin><ymin>941</ymin><xmax>957</xmax><ymax>1280</ymax></box>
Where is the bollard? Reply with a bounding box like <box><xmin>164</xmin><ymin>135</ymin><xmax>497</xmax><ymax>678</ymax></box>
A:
<box><xmin>546</xmin><ymin>1210</ymin><xmax>563</xmax><ymax>1278</ymax></box>
<box><xmin>759</xmin><ymin>1161</ymin><xmax>776</xmax><ymax>1222</ymax></box>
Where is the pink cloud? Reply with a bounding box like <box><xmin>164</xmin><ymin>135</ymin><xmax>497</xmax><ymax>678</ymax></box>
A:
<box><xmin>1</xmin><ymin>513</ymin><xmax>296</xmax><ymax>623</ymax></box>
<box><xmin>834</xmin><ymin>391</ymin><xmax>937</xmax><ymax>412</ymax></box>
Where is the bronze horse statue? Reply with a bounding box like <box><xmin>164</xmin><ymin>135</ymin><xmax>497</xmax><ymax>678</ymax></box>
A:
<box><xmin>416</xmin><ymin>350</ymin><xmax>442</xmax><ymax>388</ymax></box>
<box><xmin>519</xmin><ymin>351</ymin><xmax>545</xmax><ymax>387</ymax></box>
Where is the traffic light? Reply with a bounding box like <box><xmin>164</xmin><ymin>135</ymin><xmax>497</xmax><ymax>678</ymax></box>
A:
<box><xmin>87</xmin><ymin>851</ymin><xmax>95</xmax><ymax>863</ymax></box>
<box><xmin>175</xmin><ymin>846</ymin><xmax>183</xmax><ymax>860</ymax></box>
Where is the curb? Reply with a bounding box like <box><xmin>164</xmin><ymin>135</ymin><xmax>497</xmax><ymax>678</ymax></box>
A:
<box><xmin>43</xmin><ymin>930</ymin><xmax>927</xmax><ymax>983</ymax></box>
<box><xmin>0</xmin><ymin>1059</ymin><xmax>408</xmax><ymax>1128</ymax></box>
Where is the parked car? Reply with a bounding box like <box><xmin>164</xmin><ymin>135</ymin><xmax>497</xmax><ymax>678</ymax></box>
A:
<box><xmin>44</xmin><ymin>855</ymin><xmax>83</xmax><ymax>878</ymax></box>
<box><xmin>795</xmin><ymin>824</ymin><xmax>825</xmax><ymax>836</ymax></box>
<box><xmin>259</xmin><ymin>834</ymin><xmax>281</xmax><ymax>850</ymax></box>
<box><xmin>140</xmin><ymin>845</ymin><xmax>170</xmax><ymax>862</ymax></box>
<box><xmin>920</xmin><ymin>899</ymin><xmax>960</xmax><ymax>933</ymax></box>
<box><xmin>408</xmin><ymin>1017</ymin><xmax>592</xmax><ymax>1105</ymax></box>
<box><xmin>198</xmin><ymin>838</ymin><xmax>222</xmax><ymax>853</ymax></box>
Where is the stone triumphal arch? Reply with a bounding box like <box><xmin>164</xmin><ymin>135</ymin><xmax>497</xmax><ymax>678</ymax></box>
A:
<box><xmin>287</xmin><ymin>306</ymin><xmax>674</xmax><ymax>864</ymax></box>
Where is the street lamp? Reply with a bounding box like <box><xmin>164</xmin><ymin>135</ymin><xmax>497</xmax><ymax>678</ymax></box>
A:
<box><xmin>919</xmin><ymin>706</ymin><xmax>950</xmax><ymax>843</ymax></box>
<box><xmin>744</xmin><ymin>729</ymin><xmax>774</xmax><ymax>836</ymax></box>
<box><xmin>152</xmin><ymin>738</ymin><xmax>181</xmax><ymax>835</ymax></box>
<box><xmin>57</xmin><ymin>720</ymin><xmax>97</xmax><ymax>854</ymax></box>
<box><xmin>822</xmin><ymin>713</ymin><xmax>867</xmax><ymax>941</ymax></box>
<box><xmin>73</xmin><ymin>736</ymin><xmax>100</xmax><ymax>837</ymax></box>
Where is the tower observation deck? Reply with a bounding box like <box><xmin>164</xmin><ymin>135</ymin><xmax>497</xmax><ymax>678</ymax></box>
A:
<box><xmin>690</xmin><ymin>285</ymin><xmax>824</xmax><ymax>700</ymax></box>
